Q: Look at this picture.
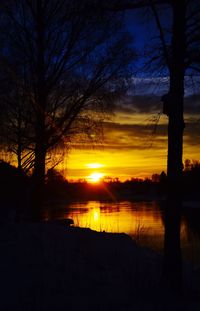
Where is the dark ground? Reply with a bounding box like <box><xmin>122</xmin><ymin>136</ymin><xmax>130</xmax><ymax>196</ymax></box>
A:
<box><xmin>0</xmin><ymin>221</ymin><xmax>200</xmax><ymax>311</ymax></box>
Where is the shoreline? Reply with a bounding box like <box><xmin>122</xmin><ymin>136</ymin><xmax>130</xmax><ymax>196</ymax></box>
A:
<box><xmin>1</xmin><ymin>222</ymin><xmax>200</xmax><ymax>310</ymax></box>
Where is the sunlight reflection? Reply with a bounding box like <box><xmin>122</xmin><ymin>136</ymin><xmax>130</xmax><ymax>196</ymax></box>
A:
<box><xmin>93</xmin><ymin>209</ymin><xmax>99</xmax><ymax>222</ymax></box>
<box><xmin>66</xmin><ymin>201</ymin><xmax>164</xmax><ymax>246</ymax></box>
<box><xmin>60</xmin><ymin>200</ymin><xmax>200</xmax><ymax>264</ymax></box>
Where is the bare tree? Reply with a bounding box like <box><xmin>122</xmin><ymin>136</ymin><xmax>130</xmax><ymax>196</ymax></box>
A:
<box><xmin>0</xmin><ymin>75</ymin><xmax>34</xmax><ymax>172</ymax></box>
<box><xmin>1</xmin><ymin>0</ymin><xmax>135</xmax><ymax>218</ymax></box>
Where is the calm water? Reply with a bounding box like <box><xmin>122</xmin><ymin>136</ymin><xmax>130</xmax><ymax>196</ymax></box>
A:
<box><xmin>46</xmin><ymin>200</ymin><xmax>200</xmax><ymax>266</ymax></box>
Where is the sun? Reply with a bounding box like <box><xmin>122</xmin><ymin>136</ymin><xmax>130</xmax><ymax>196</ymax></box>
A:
<box><xmin>87</xmin><ymin>172</ymin><xmax>104</xmax><ymax>183</ymax></box>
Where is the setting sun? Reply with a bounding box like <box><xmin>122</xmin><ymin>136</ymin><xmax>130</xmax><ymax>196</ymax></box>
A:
<box><xmin>87</xmin><ymin>172</ymin><xmax>104</xmax><ymax>183</ymax></box>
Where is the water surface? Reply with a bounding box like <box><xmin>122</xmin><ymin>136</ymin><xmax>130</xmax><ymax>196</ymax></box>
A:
<box><xmin>46</xmin><ymin>200</ymin><xmax>200</xmax><ymax>266</ymax></box>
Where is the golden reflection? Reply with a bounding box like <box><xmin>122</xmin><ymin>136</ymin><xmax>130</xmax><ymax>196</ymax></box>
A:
<box><xmin>67</xmin><ymin>201</ymin><xmax>164</xmax><ymax>242</ymax></box>
<box><xmin>66</xmin><ymin>201</ymin><xmax>200</xmax><ymax>259</ymax></box>
<box><xmin>93</xmin><ymin>209</ymin><xmax>100</xmax><ymax>221</ymax></box>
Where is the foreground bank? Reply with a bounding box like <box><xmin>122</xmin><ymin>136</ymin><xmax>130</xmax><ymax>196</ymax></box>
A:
<box><xmin>0</xmin><ymin>222</ymin><xmax>200</xmax><ymax>310</ymax></box>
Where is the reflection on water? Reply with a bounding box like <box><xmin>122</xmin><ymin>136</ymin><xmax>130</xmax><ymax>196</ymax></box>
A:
<box><xmin>45</xmin><ymin>200</ymin><xmax>200</xmax><ymax>265</ymax></box>
<box><xmin>66</xmin><ymin>201</ymin><xmax>163</xmax><ymax>241</ymax></box>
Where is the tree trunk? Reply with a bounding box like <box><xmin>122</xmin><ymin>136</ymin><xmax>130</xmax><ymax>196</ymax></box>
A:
<box><xmin>163</xmin><ymin>0</ymin><xmax>186</xmax><ymax>294</ymax></box>
<box><xmin>16</xmin><ymin>105</ymin><xmax>23</xmax><ymax>171</ymax></box>
<box><xmin>31</xmin><ymin>131</ymin><xmax>46</xmax><ymax>220</ymax></box>
<box><xmin>31</xmin><ymin>0</ymin><xmax>46</xmax><ymax>221</ymax></box>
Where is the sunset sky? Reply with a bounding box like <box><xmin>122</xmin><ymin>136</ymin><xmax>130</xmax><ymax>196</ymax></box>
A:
<box><xmin>2</xmin><ymin>8</ymin><xmax>199</xmax><ymax>182</ymax></box>
<box><xmin>63</xmin><ymin>77</ymin><xmax>200</xmax><ymax>181</ymax></box>
<box><xmin>61</xmin><ymin>11</ymin><xmax>200</xmax><ymax>182</ymax></box>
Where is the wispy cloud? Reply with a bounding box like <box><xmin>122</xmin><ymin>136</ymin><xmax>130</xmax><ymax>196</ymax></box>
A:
<box><xmin>66</xmin><ymin>77</ymin><xmax>200</xmax><ymax>179</ymax></box>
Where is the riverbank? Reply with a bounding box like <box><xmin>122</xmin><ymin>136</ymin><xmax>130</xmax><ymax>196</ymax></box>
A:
<box><xmin>0</xmin><ymin>222</ymin><xmax>200</xmax><ymax>310</ymax></box>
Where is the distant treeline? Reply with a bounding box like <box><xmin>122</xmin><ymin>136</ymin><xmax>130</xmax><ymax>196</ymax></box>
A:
<box><xmin>0</xmin><ymin>159</ymin><xmax>199</xmax><ymax>210</ymax></box>
<box><xmin>45</xmin><ymin>159</ymin><xmax>200</xmax><ymax>201</ymax></box>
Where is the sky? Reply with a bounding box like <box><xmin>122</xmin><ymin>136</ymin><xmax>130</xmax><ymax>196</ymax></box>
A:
<box><xmin>61</xmin><ymin>9</ymin><xmax>200</xmax><ymax>182</ymax></box>
<box><xmin>3</xmin><ymin>6</ymin><xmax>199</xmax><ymax>182</ymax></box>
<box><xmin>60</xmin><ymin>77</ymin><xmax>200</xmax><ymax>182</ymax></box>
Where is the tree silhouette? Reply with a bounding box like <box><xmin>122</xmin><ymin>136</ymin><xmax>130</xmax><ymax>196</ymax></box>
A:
<box><xmin>0</xmin><ymin>75</ymin><xmax>34</xmax><ymax>172</ymax></box>
<box><xmin>102</xmin><ymin>0</ymin><xmax>200</xmax><ymax>293</ymax></box>
<box><xmin>0</xmin><ymin>0</ymin><xmax>135</xmax><ymax>218</ymax></box>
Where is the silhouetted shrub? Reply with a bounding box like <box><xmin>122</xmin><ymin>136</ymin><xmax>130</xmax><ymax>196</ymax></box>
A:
<box><xmin>45</xmin><ymin>169</ymin><xmax>68</xmax><ymax>200</ymax></box>
<box><xmin>0</xmin><ymin>160</ymin><xmax>28</xmax><ymax>222</ymax></box>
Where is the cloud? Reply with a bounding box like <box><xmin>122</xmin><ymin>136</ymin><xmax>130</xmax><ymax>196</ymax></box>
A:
<box><xmin>111</xmin><ymin>75</ymin><xmax>200</xmax><ymax>115</ymax></box>
<box><xmin>114</xmin><ymin>93</ymin><xmax>200</xmax><ymax>116</ymax></box>
<box><xmin>66</xmin><ymin>77</ymin><xmax>200</xmax><ymax>180</ymax></box>
<box><xmin>129</xmin><ymin>76</ymin><xmax>200</xmax><ymax>96</ymax></box>
<box><xmin>184</xmin><ymin>119</ymin><xmax>200</xmax><ymax>147</ymax></box>
<box><xmin>130</xmin><ymin>77</ymin><xmax>170</xmax><ymax>96</ymax></box>
<box><xmin>71</xmin><ymin>91</ymin><xmax>200</xmax><ymax>157</ymax></box>
<box><xmin>114</xmin><ymin>94</ymin><xmax>162</xmax><ymax>114</ymax></box>
<box><xmin>185</xmin><ymin>94</ymin><xmax>200</xmax><ymax>114</ymax></box>
<box><xmin>99</xmin><ymin>120</ymin><xmax>168</xmax><ymax>151</ymax></box>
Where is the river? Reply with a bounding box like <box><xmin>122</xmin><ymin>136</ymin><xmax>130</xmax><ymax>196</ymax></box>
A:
<box><xmin>45</xmin><ymin>200</ymin><xmax>200</xmax><ymax>266</ymax></box>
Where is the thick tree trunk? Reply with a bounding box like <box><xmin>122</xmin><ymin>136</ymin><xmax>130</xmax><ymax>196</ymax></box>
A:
<box><xmin>163</xmin><ymin>0</ymin><xmax>186</xmax><ymax>294</ymax></box>
<box><xmin>17</xmin><ymin>143</ymin><xmax>22</xmax><ymax>171</ymax></box>
<box><xmin>31</xmin><ymin>1</ymin><xmax>46</xmax><ymax>221</ymax></box>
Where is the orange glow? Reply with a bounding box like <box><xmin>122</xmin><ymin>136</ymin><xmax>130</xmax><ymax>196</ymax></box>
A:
<box><xmin>86</xmin><ymin>163</ymin><xmax>104</xmax><ymax>169</ymax></box>
<box><xmin>66</xmin><ymin>201</ymin><xmax>165</xmax><ymax>242</ymax></box>
<box><xmin>87</xmin><ymin>172</ymin><xmax>104</xmax><ymax>183</ymax></box>
<box><xmin>55</xmin><ymin>110</ymin><xmax>200</xmax><ymax>181</ymax></box>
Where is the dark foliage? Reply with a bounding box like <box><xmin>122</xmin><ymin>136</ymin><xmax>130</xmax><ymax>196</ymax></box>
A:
<box><xmin>0</xmin><ymin>160</ymin><xmax>29</xmax><ymax>222</ymax></box>
<box><xmin>183</xmin><ymin>160</ymin><xmax>200</xmax><ymax>199</ymax></box>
